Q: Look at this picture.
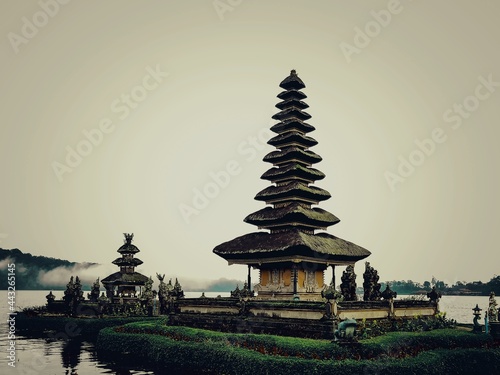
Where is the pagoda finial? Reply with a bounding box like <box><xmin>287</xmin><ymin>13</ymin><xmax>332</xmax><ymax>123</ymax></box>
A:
<box><xmin>290</xmin><ymin>69</ymin><xmax>297</xmax><ymax>75</ymax></box>
<box><xmin>124</xmin><ymin>233</ymin><xmax>134</xmax><ymax>244</ymax></box>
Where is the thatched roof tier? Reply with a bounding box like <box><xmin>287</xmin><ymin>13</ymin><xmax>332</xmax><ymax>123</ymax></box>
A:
<box><xmin>280</xmin><ymin>69</ymin><xmax>306</xmax><ymax>90</ymax></box>
<box><xmin>275</xmin><ymin>98</ymin><xmax>309</xmax><ymax>110</ymax></box>
<box><xmin>270</xmin><ymin>119</ymin><xmax>315</xmax><ymax>134</ymax></box>
<box><xmin>101</xmin><ymin>271</ymin><xmax>149</xmax><ymax>285</ymax></box>
<box><xmin>279</xmin><ymin>69</ymin><xmax>306</xmax><ymax>90</ymax></box>
<box><xmin>261</xmin><ymin>164</ymin><xmax>325</xmax><ymax>183</ymax></box>
<box><xmin>255</xmin><ymin>181</ymin><xmax>331</xmax><ymax>204</ymax></box>
<box><xmin>277</xmin><ymin>89</ymin><xmax>307</xmax><ymax>101</ymax></box>
<box><xmin>112</xmin><ymin>257</ymin><xmax>143</xmax><ymax>267</ymax></box>
<box><xmin>213</xmin><ymin>230</ymin><xmax>371</xmax><ymax>265</ymax></box>
<box><xmin>263</xmin><ymin>147</ymin><xmax>322</xmax><ymax>165</ymax></box>
<box><xmin>213</xmin><ymin>70</ymin><xmax>372</xmax><ymax>272</ymax></box>
<box><xmin>117</xmin><ymin>242</ymin><xmax>140</xmax><ymax>254</ymax></box>
<box><xmin>272</xmin><ymin>107</ymin><xmax>311</xmax><ymax>122</ymax></box>
<box><xmin>244</xmin><ymin>203</ymin><xmax>340</xmax><ymax>229</ymax></box>
<box><xmin>268</xmin><ymin>132</ymin><xmax>318</xmax><ymax>148</ymax></box>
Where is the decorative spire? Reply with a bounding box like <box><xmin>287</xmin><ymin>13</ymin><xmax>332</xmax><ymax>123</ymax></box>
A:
<box><xmin>213</xmin><ymin>71</ymin><xmax>371</xmax><ymax>271</ymax></box>
<box><xmin>114</xmin><ymin>233</ymin><xmax>142</xmax><ymax>267</ymax></box>
<box><xmin>244</xmin><ymin>70</ymin><xmax>339</xmax><ymax>234</ymax></box>
<box><xmin>124</xmin><ymin>233</ymin><xmax>134</xmax><ymax>244</ymax></box>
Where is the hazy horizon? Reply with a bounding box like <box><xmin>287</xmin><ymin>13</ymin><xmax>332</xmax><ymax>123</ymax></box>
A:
<box><xmin>1</xmin><ymin>1</ymin><xmax>499</xmax><ymax>289</ymax></box>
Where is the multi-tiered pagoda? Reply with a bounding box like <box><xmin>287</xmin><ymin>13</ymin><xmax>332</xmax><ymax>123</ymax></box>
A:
<box><xmin>102</xmin><ymin>233</ymin><xmax>149</xmax><ymax>302</ymax></box>
<box><xmin>214</xmin><ymin>70</ymin><xmax>371</xmax><ymax>300</ymax></box>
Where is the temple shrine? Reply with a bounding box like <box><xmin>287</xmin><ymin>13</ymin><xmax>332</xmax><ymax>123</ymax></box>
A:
<box><xmin>101</xmin><ymin>233</ymin><xmax>149</xmax><ymax>302</ymax></box>
<box><xmin>44</xmin><ymin>71</ymin><xmax>439</xmax><ymax>338</ymax></box>
<box><xmin>214</xmin><ymin>70</ymin><xmax>371</xmax><ymax>300</ymax></box>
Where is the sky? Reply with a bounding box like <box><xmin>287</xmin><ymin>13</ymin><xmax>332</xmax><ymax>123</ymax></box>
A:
<box><xmin>1</xmin><ymin>1</ymin><xmax>499</xmax><ymax>290</ymax></box>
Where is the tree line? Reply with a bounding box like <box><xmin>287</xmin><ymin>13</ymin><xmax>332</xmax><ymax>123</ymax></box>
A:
<box><xmin>383</xmin><ymin>275</ymin><xmax>500</xmax><ymax>296</ymax></box>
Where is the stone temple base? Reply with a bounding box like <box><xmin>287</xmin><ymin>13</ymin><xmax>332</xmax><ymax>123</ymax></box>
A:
<box><xmin>169</xmin><ymin>313</ymin><xmax>335</xmax><ymax>339</ymax></box>
<box><xmin>169</xmin><ymin>297</ymin><xmax>438</xmax><ymax>339</ymax></box>
<box><xmin>254</xmin><ymin>291</ymin><xmax>323</xmax><ymax>301</ymax></box>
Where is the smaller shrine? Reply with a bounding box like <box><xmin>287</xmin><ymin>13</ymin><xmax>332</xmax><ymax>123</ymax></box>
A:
<box><xmin>101</xmin><ymin>233</ymin><xmax>149</xmax><ymax>303</ymax></box>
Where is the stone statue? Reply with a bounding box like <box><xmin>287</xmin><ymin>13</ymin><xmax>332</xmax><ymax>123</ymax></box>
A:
<box><xmin>334</xmin><ymin>319</ymin><xmax>357</xmax><ymax>342</ymax></box>
<box><xmin>166</xmin><ymin>278</ymin><xmax>174</xmax><ymax>293</ymax></box>
<box><xmin>157</xmin><ymin>273</ymin><xmax>169</xmax><ymax>314</ymax></box>
<box><xmin>104</xmin><ymin>284</ymin><xmax>114</xmax><ymax>300</ymax></box>
<box><xmin>488</xmin><ymin>292</ymin><xmax>498</xmax><ymax>322</ymax></box>
<box><xmin>241</xmin><ymin>281</ymin><xmax>253</xmax><ymax>298</ymax></box>
<box><xmin>73</xmin><ymin>276</ymin><xmax>84</xmax><ymax>302</ymax></box>
<box><xmin>62</xmin><ymin>276</ymin><xmax>84</xmax><ymax>315</ymax></box>
<box><xmin>124</xmin><ymin>233</ymin><xmax>134</xmax><ymax>244</ymax></box>
<box><xmin>228</xmin><ymin>281</ymin><xmax>253</xmax><ymax>299</ymax></box>
<box><xmin>231</xmin><ymin>284</ymin><xmax>241</xmax><ymax>298</ymax></box>
<box><xmin>140</xmin><ymin>276</ymin><xmax>154</xmax><ymax>316</ymax></box>
<box><xmin>381</xmin><ymin>283</ymin><xmax>397</xmax><ymax>300</ymax></box>
<box><xmin>372</xmin><ymin>270</ymin><xmax>382</xmax><ymax>300</ymax></box>
<box><xmin>88</xmin><ymin>278</ymin><xmax>100</xmax><ymax>302</ymax></box>
<box><xmin>173</xmin><ymin>278</ymin><xmax>184</xmax><ymax>298</ymax></box>
<box><xmin>340</xmin><ymin>265</ymin><xmax>357</xmax><ymax>301</ymax></box>
<box><xmin>63</xmin><ymin>276</ymin><xmax>74</xmax><ymax>306</ymax></box>
<box><xmin>426</xmin><ymin>286</ymin><xmax>442</xmax><ymax>303</ymax></box>
<box><xmin>362</xmin><ymin>262</ymin><xmax>382</xmax><ymax>301</ymax></box>
<box><xmin>97</xmin><ymin>292</ymin><xmax>110</xmax><ymax>316</ymax></box>
<box><xmin>72</xmin><ymin>276</ymin><xmax>85</xmax><ymax>314</ymax></box>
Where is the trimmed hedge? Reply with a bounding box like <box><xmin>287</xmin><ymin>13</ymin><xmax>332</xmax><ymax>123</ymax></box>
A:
<box><xmin>107</xmin><ymin>321</ymin><xmax>494</xmax><ymax>360</ymax></box>
<box><xmin>358</xmin><ymin>329</ymin><xmax>494</xmax><ymax>359</ymax></box>
<box><xmin>96</xmin><ymin>322</ymin><xmax>500</xmax><ymax>374</ymax></box>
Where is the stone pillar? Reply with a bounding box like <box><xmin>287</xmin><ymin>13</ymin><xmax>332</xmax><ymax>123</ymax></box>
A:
<box><xmin>247</xmin><ymin>265</ymin><xmax>252</xmax><ymax>293</ymax></box>
<box><xmin>292</xmin><ymin>264</ymin><xmax>298</xmax><ymax>296</ymax></box>
<box><xmin>331</xmin><ymin>265</ymin><xmax>336</xmax><ymax>288</ymax></box>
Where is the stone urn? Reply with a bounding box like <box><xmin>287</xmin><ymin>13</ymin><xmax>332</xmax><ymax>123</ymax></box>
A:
<box><xmin>322</xmin><ymin>284</ymin><xmax>341</xmax><ymax>301</ymax></box>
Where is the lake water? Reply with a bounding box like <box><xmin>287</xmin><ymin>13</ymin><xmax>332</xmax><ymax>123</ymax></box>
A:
<box><xmin>0</xmin><ymin>290</ymin><xmax>491</xmax><ymax>374</ymax></box>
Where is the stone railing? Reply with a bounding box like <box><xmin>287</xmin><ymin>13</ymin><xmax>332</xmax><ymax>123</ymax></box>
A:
<box><xmin>175</xmin><ymin>297</ymin><xmax>437</xmax><ymax>321</ymax></box>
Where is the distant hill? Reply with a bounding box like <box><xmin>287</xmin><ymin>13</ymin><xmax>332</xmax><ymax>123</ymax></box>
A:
<box><xmin>0</xmin><ymin>248</ymin><xmax>98</xmax><ymax>290</ymax></box>
<box><xmin>0</xmin><ymin>248</ymin><xmax>243</xmax><ymax>293</ymax></box>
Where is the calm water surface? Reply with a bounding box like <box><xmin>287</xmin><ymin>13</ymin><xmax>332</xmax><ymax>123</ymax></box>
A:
<box><xmin>0</xmin><ymin>290</ymin><xmax>490</xmax><ymax>374</ymax></box>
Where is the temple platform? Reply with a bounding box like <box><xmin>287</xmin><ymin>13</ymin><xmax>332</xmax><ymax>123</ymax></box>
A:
<box><xmin>169</xmin><ymin>297</ymin><xmax>438</xmax><ymax>339</ymax></box>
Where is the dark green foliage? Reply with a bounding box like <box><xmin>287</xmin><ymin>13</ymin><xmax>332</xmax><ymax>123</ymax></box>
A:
<box><xmin>357</xmin><ymin>313</ymin><xmax>456</xmax><ymax>339</ymax></box>
<box><xmin>97</xmin><ymin>322</ymin><xmax>500</xmax><ymax>374</ymax></box>
<box><xmin>358</xmin><ymin>329</ymin><xmax>494</xmax><ymax>359</ymax></box>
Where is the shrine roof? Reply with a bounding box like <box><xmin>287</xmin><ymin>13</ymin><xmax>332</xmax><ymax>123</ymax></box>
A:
<box><xmin>213</xmin><ymin>230</ymin><xmax>370</xmax><ymax>264</ymax></box>
<box><xmin>101</xmin><ymin>271</ymin><xmax>149</xmax><ymax>285</ymax></box>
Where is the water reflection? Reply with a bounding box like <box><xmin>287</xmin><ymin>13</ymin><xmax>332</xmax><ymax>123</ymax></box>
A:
<box><xmin>61</xmin><ymin>338</ymin><xmax>82</xmax><ymax>374</ymax></box>
<box><xmin>95</xmin><ymin>350</ymin><xmax>157</xmax><ymax>374</ymax></box>
<box><xmin>13</xmin><ymin>333</ymin><xmax>157</xmax><ymax>374</ymax></box>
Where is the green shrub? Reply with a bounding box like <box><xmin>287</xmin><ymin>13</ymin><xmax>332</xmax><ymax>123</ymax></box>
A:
<box><xmin>96</xmin><ymin>325</ymin><xmax>500</xmax><ymax>375</ymax></box>
<box><xmin>357</xmin><ymin>313</ymin><xmax>456</xmax><ymax>339</ymax></box>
